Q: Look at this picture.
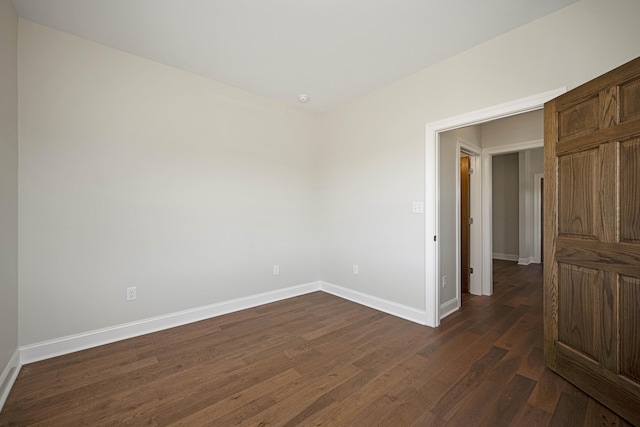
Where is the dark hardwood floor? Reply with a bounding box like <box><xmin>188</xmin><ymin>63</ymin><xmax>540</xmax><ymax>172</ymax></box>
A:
<box><xmin>0</xmin><ymin>260</ymin><xmax>633</xmax><ymax>426</ymax></box>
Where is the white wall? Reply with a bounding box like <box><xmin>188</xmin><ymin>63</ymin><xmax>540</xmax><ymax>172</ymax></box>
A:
<box><xmin>18</xmin><ymin>21</ymin><xmax>320</xmax><ymax>346</ymax></box>
<box><xmin>0</xmin><ymin>0</ymin><xmax>19</xmax><ymax>381</ymax></box>
<box><xmin>11</xmin><ymin>0</ymin><xmax>640</xmax><ymax>351</ymax></box>
<box><xmin>492</xmin><ymin>153</ymin><xmax>519</xmax><ymax>259</ymax></box>
<box><xmin>319</xmin><ymin>0</ymin><xmax>640</xmax><ymax>312</ymax></box>
<box><xmin>481</xmin><ymin>110</ymin><xmax>543</xmax><ymax>149</ymax></box>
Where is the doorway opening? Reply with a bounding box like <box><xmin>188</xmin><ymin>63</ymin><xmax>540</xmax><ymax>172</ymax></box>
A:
<box><xmin>438</xmin><ymin>134</ymin><xmax>481</xmax><ymax>318</ymax></box>
<box><xmin>459</xmin><ymin>149</ymin><xmax>479</xmax><ymax>299</ymax></box>
<box><xmin>460</xmin><ymin>155</ymin><xmax>471</xmax><ymax>295</ymax></box>
<box><xmin>424</xmin><ymin>88</ymin><xmax>566</xmax><ymax>327</ymax></box>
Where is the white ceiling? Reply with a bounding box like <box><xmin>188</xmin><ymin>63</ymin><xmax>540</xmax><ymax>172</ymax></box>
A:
<box><xmin>12</xmin><ymin>0</ymin><xmax>578</xmax><ymax>112</ymax></box>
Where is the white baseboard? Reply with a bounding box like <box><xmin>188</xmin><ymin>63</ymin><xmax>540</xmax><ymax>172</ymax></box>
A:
<box><xmin>493</xmin><ymin>253</ymin><xmax>519</xmax><ymax>262</ymax></box>
<box><xmin>439</xmin><ymin>298</ymin><xmax>459</xmax><ymax>319</ymax></box>
<box><xmin>0</xmin><ymin>349</ymin><xmax>21</xmax><ymax>412</ymax></box>
<box><xmin>20</xmin><ymin>281</ymin><xmax>322</xmax><ymax>364</ymax></box>
<box><xmin>7</xmin><ymin>281</ymin><xmax>431</xmax><ymax>406</ymax></box>
<box><xmin>518</xmin><ymin>256</ymin><xmax>535</xmax><ymax>265</ymax></box>
<box><xmin>17</xmin><ymin>280</ymin><xmax>428</xmax><ymax>370</ymax></box>
<box><xmin>319</xmin><ymin>281</ymin><xmax>427</xmax><ymax>325</ymax></box>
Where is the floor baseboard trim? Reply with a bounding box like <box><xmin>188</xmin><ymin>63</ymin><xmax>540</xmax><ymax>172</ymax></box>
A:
<box><xmin>19</xmin><ymin>281</ymin><xmax>322</xmax><ymax>364</ymax></box>
<box><xmin>9</xmin><ymin>281</ymin><xmax>429</xmax><ymax>404</ymax></box>
<box><xmin>493</xmin><ymin>253</ymin><xmax>519</xmax><ymax>262</ymax></box>
<box><xmin>439</xmin><ymin>298</ymin><xmax>459</xmax><ymax>319</ymax></box>
<box><xmin>319</xmin><ymin>281</ymin><xmax>427</xmax><ymax>325</ymax></box>
<box><xmin>18</xmin><ymin>281</ymin><xmax>429</xmax><ymax>366</ymax></box>
<box><xmin>0</xmin><ymin>349</ymin><xmax>21</xmax><ymax>412</ymax></box>
<box><xmin>518</xmin><ymin>257</ymin><xmax>534</xmax><ymax>265</ymax></box>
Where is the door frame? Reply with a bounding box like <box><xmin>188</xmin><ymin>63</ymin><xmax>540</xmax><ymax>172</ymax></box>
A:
<box><xmin>482</xmin><ymin>140</ymin><xmax>543</xmax><ymax>294</ymax></box>
<box><xmin>425</xmin><ymin>88</ymin><xmax>565</xmax><ymax>327</ymax></box>
<box><xmin>440</xmin><ymin>141</ymin><xmax>481</xmax><ymax>319</ymax></box>
<box><xmin>456</xmin><ymin>143</ymin><xmax>480</xmax><ymax>303</ymax></box>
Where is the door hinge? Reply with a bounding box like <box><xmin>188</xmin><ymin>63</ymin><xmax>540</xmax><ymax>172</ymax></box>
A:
<box><xmin>469</xmin><ymin>218</ymin><xmax>473</xmax><ymax>225</ymax></box>
<box><xmin>469</xmin><ymin>168</ymin><xmax>474</xmax><ymax>175</ymax></box>
<box><xmin>434</xmin><ymin>235</ymin><xmax>437</xmax><ymax>241</ymax></box>
<box><xmin>470</xmin><ymin>267</ymin><xmax>474</xmax><ymax>274</ymax></box>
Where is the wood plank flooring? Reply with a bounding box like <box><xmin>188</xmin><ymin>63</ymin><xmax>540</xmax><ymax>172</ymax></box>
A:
<box><xmin>0</xmin><ymin>260</ymin><xmax>634</xmax><ymax>426</ymax></box>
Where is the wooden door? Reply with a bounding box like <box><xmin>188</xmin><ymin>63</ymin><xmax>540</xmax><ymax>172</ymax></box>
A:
<box><xmin>460</xmin><ymin>156</ymin><xmax>470</xmax><ymax>294</ymax></box>
<box><xmin>544</xmin><ymin>56</ymin><xmax>640</xmax><ymax>424</ymax></box>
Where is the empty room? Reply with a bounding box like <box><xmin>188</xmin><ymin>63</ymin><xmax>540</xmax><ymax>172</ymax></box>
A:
<box><xmin>1</xmin><ymin>0</ymin><xmax>640</xmax><ymax>425</ymax></box>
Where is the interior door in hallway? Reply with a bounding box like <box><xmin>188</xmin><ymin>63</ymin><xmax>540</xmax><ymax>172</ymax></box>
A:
<box><xmin>460</xmin><ymin>156</ymin><xmax>470</xmax><ymax>294</ymax></box>
<box><xmin>544</xmin><ymin>56</ymin><xmax>640</xmax><ymax>425</ymax></box>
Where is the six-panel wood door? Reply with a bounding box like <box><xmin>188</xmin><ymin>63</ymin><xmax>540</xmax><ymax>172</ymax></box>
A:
<box><xmin>544</xmin><ymin>56</ymin><xmax>640</xmax><ymax>425</ymax></box>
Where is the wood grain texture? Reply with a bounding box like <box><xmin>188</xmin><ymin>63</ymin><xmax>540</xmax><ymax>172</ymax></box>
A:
<box><xmin>600</xmin><ymin>86</ymin><xmax>619</xmax><ymax>129</ymax></box>
<box><xmin>557</xmin><ymin>263</ymin><xmax>600</xmax><ymax>362</ymax></box>
<box><xmin>558</xmin><ymin>149</ymin><xmax>598</xmax><ymax>238</ymax></box>
<box><xmin>555</xmin><ymin>238</ymin><xmax>640</xmax><ymax>278</ymax></box>
<box><xmin>620</xmin><ymin>77</ymin><xmax>640</xmax><ymax>122</ymax></box>
<box><xmin>620</xmin><ymin>275</ymin><xmax>640</xmax><ymax>383</ymax></box>
<box><xmin>544</xmin><ymin>97</ymin><xmax>560</xmax><ymax>370</ymax></box>
<box><xmin>620</xmin><ymin>138</ymin><xmax>640</xmax><ymax>243</ymax></box>
<box><xmin>0</xmin><ymin>261</ymin><xmax>634</xmax><ymax>426</ymax></box>
<box><xmin>558</xmin><ymin>96</ymin><xmax>599</xmax><ymax>141</ymax></box>
<box><xmin>598</xmin><ymin>141</ymin><xmax>619</xmax><ymax>244</ymax></box>
<box><xmin>545</xmin><ymin>56</ymin><xmax>640</xmax><ymax>427</ymax></box>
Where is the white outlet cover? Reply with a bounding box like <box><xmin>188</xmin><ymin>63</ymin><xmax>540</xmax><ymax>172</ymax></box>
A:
<box><xmin>353</xmin><ymin>264</ymin><xmax>359</xmax><ymax>275</ymax></box>
<box><xmin>273</xmin><ymin>265</ymin><xmax>280</xmax><ymax>275</ymax></box>
<box><xmin>412</xmin><ymin>201</ymin><xmax>424</xmax><ymax>214</ymax></box>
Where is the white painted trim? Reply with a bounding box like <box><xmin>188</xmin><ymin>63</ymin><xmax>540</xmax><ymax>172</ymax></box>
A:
<box><xmin>482</xmin><ymin>153</ymin><xmax>494</xmax><ymax>296</ymax></box>
<box><xmin>426</xmin><ymin>124</ymin><xmax>440</xmax><ymax>327</ymax></box>
<box><xmin>482</xmin><ymin>139</ymin><xmax>545</xmax><ymax>156</ymax></box>
<box><xmin>320</xmin><ymin>281</ymin><xmax>428</xmax><ymax>325</ymax></box>
<box><xmin>518</xmin><ymin>151</ymin><xmax>532</xmax><ymax>266</ymax></box>
<box><xmin>439</xmin><ymin>298</ymin><xmax>459</xmax><ymax>319</ymax></box>
<box><xmin>17</xmin><ymin>280</ymin><xmax>429</xmax><ymax>366</ymax></box>
<box><xmin>454</xmin><ymin>143</ymin><xmax>461</xmax><ymax>311</ymax></box>
<box><xmin>0</xmin><ymin>282</ymin><xmax>426</xmax><ymax>402</ymax></box>
<box><xmin>20</xmin><ymin>282</ymin><xmax>321</xmax><ymax>364</ymax></box>
<box><xmin>482</xmin><ymin>139</ymin><xmax>543</xmax><ymax>295</ymax></box>
<box><xmin>493</xmin><ymin>253</ymin><xmax>519</xmax><ymax>262</ymax></box>
<box><xmin>469</xmin><ymin>155</ymin><xmax>482</xmax><ymax>295</ymax></box>
<box><xmin>0</xmin><ymin>349</ymin><xmax>21</xmax><ymax>412</ymax></box>
<box><xmin>518</xmin><ymin>257</ymin><xmax>535</xmax><ymax>266</ymax></box>
<box><xmin>427</xmin><ymin>88</ymin><xmax>565</xmax><ymax>313</ymax></box>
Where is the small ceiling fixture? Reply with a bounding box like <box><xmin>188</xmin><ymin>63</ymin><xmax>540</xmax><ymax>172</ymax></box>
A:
<box><xmin>298</xmin><ymin>94</ymin><xmax>309</xmax><ymax>103</ymax></box>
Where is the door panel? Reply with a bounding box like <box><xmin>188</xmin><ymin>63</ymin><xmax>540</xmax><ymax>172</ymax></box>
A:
<box><xmin>620</xmin><ymin>139</ymin><xmax>640</xmax><ymax>243</ymax></box>
<box><xmin>557</xmin><ymin>149</ymin><xmax>598</xmax><ymax>238</ymax></box>
<box><xmin>545</xmin><ymin>56</ymin><xmax>640</xmax><ymax>425</ymax></box>
<box><xmin>620</xmin><ymin>275</ymin><xmax>640</xmax><ymax>382</ymax></box>
<box><xmin>557</xmin><ymin>263</ymin><xmax>600</xmax><ymax>361</ymax></box>
<box><xmin>620</xmin><ymin>77</ymin><xmax>640</xmax><ymax>122</ymax></box>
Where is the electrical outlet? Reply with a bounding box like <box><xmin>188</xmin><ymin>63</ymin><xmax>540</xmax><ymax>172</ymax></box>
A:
<box><xmin>126</xmin><ymin>287</ymin><xmax>137</xmax><ymax>301</ymax></box>
<box><xmin>273</xmin><ymin>265</ymin><xmax>280</xmax><ymax>275</ymax></box>
<box><xmin>353</xmin><ymin>264</ymin><xmax>359</xmax><ymax>275</ymax></box>
<box><xmin>442</xmin><ymin>276</ymin><xmax>447</xmax><ymax>288</ymax></box>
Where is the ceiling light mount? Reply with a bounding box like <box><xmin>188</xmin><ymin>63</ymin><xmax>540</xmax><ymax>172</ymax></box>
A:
<box><xmin>298</xmin><ymin>94</ymin><xmax>309</xmax><ymax>103</ymax></box>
